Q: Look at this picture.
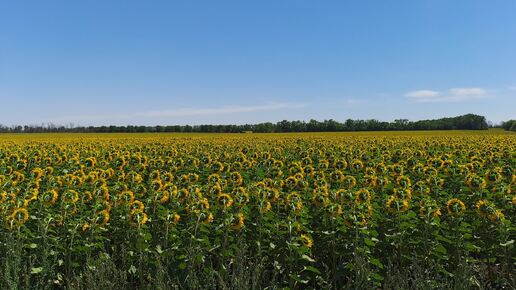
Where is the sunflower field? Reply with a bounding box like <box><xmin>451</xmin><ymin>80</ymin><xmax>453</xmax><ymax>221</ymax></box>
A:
<box><xmin>0</xmin><ymin>132</ymin><xmax>514</xmax><ymax>289</ymax></box>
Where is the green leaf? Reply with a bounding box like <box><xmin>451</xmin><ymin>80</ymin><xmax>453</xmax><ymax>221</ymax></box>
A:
<box><xmin>406</xmin><ymin>211</ymin><xmax>417</xmax><ymax>218</ymax></box>
<box><xmin>370</xmin><ymin>258</ymin><xmax>384</xmax><ymax>269</ymax></box>
<box><xmin>370</xmin><ymin>272</ymin><xmax>384</xmax><ymax>281</ymax></box>
<box><xmin>435</xmin><ymin>244</ymin><xmax>447</xmax><ymax>254</ymax></box>
<box><xmin>435</xmin><ymin>234</ymin><xmax>453</xmax><ymax>244</ymax></box>
<box><xmin>500</xmin><ymin>240</ymin><xmax>514</xmax><ymax>247</ymax></box>
<box><xmin>303</xmin><ymin>265</ymin><xmax>321</xmax><ymax>275</ymax></box>
<box><xmin>31</xmin><ymin>267</ymin><xmax>43</xmax><ymax>274</ymax></box>
<box><xmin>364</xmin><ymin>238</ymin><xmax>375</xmax><ymax>247</ymax></box>
<box><xmin>301</xmin><ymin>254</ymin><xmax>315</xmax><ymax>263</ymax></box>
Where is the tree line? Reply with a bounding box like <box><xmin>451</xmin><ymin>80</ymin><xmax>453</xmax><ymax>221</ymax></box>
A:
<box><xmin>0</xmin><ymin>114</ymin><xmax>495</xmax><ymax>133</ymax></box>
<box><xmin>501</xmin><ymin>120</ymin><xmax>516</xmax><ymax>132</ymax></box>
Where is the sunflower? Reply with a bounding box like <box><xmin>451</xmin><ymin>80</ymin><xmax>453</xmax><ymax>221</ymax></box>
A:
<box><xmin>376</xmin><ymin>163</ymin><xmax>388</xmax><ymax>174</ymax></box>
<box><xmin>176</xmin><ymin>188</ymin><xmax>190</xmax><ymax>201</ymax></box>
<box><xmin>303</xmin><ymin>165</ymin><xmax>315</xmax><ymax>177</ymax></box>
<box><xmin>311</xmin><ymin>189</ymin><xmax>329</xmax><ymax>207</ymax></box>
<box><xmin>84</xmin><ymin>157</ymin><xmax>96</xmax><ymax>167</ymax></box>
<box><xmin>260</xmin><ymin>201</ymin><xmax>272</xmax><ymax>213</ymax></box>
<box><xmin>419</xmin><ymin>199</ymin><xmax>441</xmax><ymax>218</ymax></box>
<box><xmin>6</xmin><ymin>207</ymin><xmax>29</xmax><ymax>229</ymax></box>
<box><xmin>261</xmin><ymin>187</ymin><xmax>280</xmax><ymax>203</ymax></box>
<box><xmin>171</xmin><ymin>213</ymin><xmax>181</xmax><ymax>224</ymax></box>
<box><xmin>156</xmin><ymin>190</ymin><xmax>170</xmax><ymax>204</ymax></box>
<box><xmin>286</xmin><ymin>192</ymin><xmax>303</xmax><ymax>213</ymax></box>
<box><xmin>396</xmin><ymin>175</ymin><xmax>412</xmax><ymax>188</ymax></box>
<box><xmin>82</xmin><ymin>223</ymin><xmax>91</xmax><ymax>231</ymax></box>
<box><xmin>355</xmin><ymin>189</ymin><xmax>371</xmax><ymax>204</ymax></box>
<box><xmin>429</xmin><ymin>157</ymin><xmax>444</xmax><ymax>168</ymax></box>
<box><xmin>285</xmin><ymin>176</ymin><xmax>298</xmax><ymax>189</ymax></box>
<box><xmin>217</xmin><ymin>193</ymin><xmax>234</xmax><ymax>208</ymax></box>
<box><xmin>99</xmin><ymin>185</ymin><xmax>110</xmax><ymax>202</ymax></box>
<box><xmin>484</xmin><ymin>170</ymin><xmax>502</xmax><ymax>183</ymax></box>
<box><xmin>491</xmin><ymin>184</ymin><xmax>511</xmax><ymax>195</ymax></box>
<box><xmin>208</xmin><ymin>173</ymin><xmax>221</xmax><ymax>184</ymax></box>
<box><xmin>95</xmin><ymin>209</ymin><xmax>110</xmax><ymax>226</ymax></box>
<box><xmin>211</xmin><ymin>161</ymin><xmax>224</xmax><ymax>173</ymax></box>
<box><xmin>474</xmin><ymin>199</ymin><xmax>503</xmax><ymax>221</ymax></box>
<box><xmin>31</xmin><ymin>167</ymin><xmax>44</xmax><ymax>180</ymax></box>
<box><xmin>151</xmin><ymin>179</ymin><xmax>163</xmax><ymax>191</ymax></box>
<box><xmin>465</xmin><ymin>174</ymin><xmax>486</xmax><ymax>190</ymax></box>
<box><xmin>446</xmin><ymin>198</ymin><xmax>466</xmax><ymax>217</ymax></box>
<box><xmin>202</xmin><ymin>212</ymin><xmax>214</xmax><ymax>224</ymax></box>
<box><xmin>230</xmin><ymin>213</ymin><xmax>245</xmax><ymax>230</ymax></box>
<box><xmin>187</xmin><ymin>173</ymin><xmax>199</xmax><ymax>182</ymax></box>
<box><xmin>488</xmin><ymin>210</ymin><xmax>505</xmax><ymax>222</ymax></box>
<box><xmin>232</xmin><ymin>186</ymin><xmax>249</xmax><ymax>205</ymax></box>
<box><xmin>334</xmin><ymin>159</ymin><xmax>347</xmax><ymax>170</ymax></box>
<box><xmin>386</xmin><ymin>195</ymin><xmax>409</xmax><ymax>214</ymax></box>
<box><xmin>118</xmin><ymin>190</ymin><xmax>135</xmax><ymax>205</ymax></box>
<box><xmin>393</xmin><ymin>188</ymin><xmax>412</xmax><ymax>200</ymax></box>
<box><xmin>0</xmin><ymin>191</ymin><xmax>7</xmax><ymax>204</ymax></box>
<box><xmin>390</xmin><ymin>164</ymin><xmax>404</xmax><ymax>176</ymax></box>
<box><xmin>343</xmin><ymin>175</ymin><xmax>357</xmax><ymax>189</ymax></box>
<box><xmin>62</xmin><ymin>189</ymin><xmax>79</xmax><ymax>203</ymax></box>
<box><xmin>413</xmin><ymin>181</ymin><xmax>430</xmax><ymax>195</ymax></box>
<box><xmin>351</xmin><ymin>159</ymin><xmax>364</xmax><ymax>171</ymax></box>
<box><xmin>300</xmin><ymin>234</ymin><xmax>313</xmax><ymax>248</ymax></box>
<box><xmin>330</xmin><ymin>204</ymin><xmax>343</xmax><ymax>217</ymax></box>
<box><xmin>362</xmin><ymin>175</ymin><xmax>378</xmax><ymax>187</ymax></box>
<box><xmin>129</xmin><ymin>211</ymin><xmax>148</xmax><ymax>227</ymax></box>
<box><xmin>39</xmin><ymin>189</ymin><xmax>58</xmax><ymax>206</ymax></box>
<box><xmin>129</xmin><ymin>200</ymin><xmax>145</xmax><ymax>213</ymax></box>
<box><xmin>230</xmin><ymin>171</ymin><xmax>243</xmax><ymax>186</ymax></box>
<box><xmin>288</xmin><ymin>163</ymin><xmax>304</xmax><ymax>175</ymax></box>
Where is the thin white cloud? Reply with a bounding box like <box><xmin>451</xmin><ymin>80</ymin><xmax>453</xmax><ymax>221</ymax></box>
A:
<box><xmin>405</xmin><ymin>87</ymin><xmax>489</xmax><ymax>102</ymax></box>
<box><xmin>405</xmin><ymin>90</ymin><xmax>440</xmax><ymax>99</ymax></box>
<box><xmin>43</xmin><ymin>102</ymin><xmax>305</xmax><ymax>124</ymax></box>
<box><xmin>448</xmin><ymin>87</ymin><xmax>486</xmax><ymax>96</ymax></box>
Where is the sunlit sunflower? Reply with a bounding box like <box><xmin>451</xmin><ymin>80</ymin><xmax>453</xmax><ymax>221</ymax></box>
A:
<box><xmin>95</xmin><ymin>209</ymin><xmax>110</xmax><ymax>227</ymax></box>
<box><xmin>385</xmin><ymin>195</ymin><xmax>409</xmax><ymax>214</ymax></box>
<box><xmin>355</xmin><ymin>189</ymin><xmax>371</xmax><ymax>204</ymax></box>
<box><xmin>446</xmin><ymin>198</ymin><xmax>466</xmax><ymax>217</ymax></box>
<box><xmin>230</xmin><ymin>213</ymin><xmax>245</xmax><ymax>230</ymax></box>
<box><xmin>129</xmin><ymin>211</ymin><xmax>148</xmax><ymax>227</ymax></box>
<box><xmin>351</xmin><ymin>159</ymin><xmax>364</xmax><ymax>171</ymax></box>
<box><xmin>129</xmin><ymin>200</ymin><xmax>145</xmax><ymax>213</ymax></box>
<box><xmin>217</xmin><ymin>193</ymin><xmax>234</xmax><ymax>208</ymax></box>
<box><xmin>5</xmin><ymin>207</ymin><xmax>29</xmax><ymax>229</ymax></box>
<box><xmin>396</xmin><ymin>175</ymin><xmax>411</xmax><ymax>188</ymax></box>
<box><xmin>465</xmin><ymin>174</ymin><xmax>486</xmax><ymax>190</ymax></box>
<box><xmin>61</xmin><ymin>189</ymin><xmax>79</xmax><ymax>203</ymax></box>
<box><xmin>343</xmin><ymin>175</ymin><xmax>357</xmax><ymax>189</ymax></box>
<box><xmin>393</xmin><ymin>188</ymin><xmax>412</xmax><ymax>200</ymax></box>
<box><xmin>300</xmin><ymin>234</ymin><xmax>313</xmax><ymax>248</ymax></box>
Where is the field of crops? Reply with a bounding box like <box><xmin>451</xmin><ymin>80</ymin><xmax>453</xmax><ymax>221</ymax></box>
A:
<box><xmin>0</xmin><ymin>131</ymin><xmax>514</xmax><ymax>289</ymax></box>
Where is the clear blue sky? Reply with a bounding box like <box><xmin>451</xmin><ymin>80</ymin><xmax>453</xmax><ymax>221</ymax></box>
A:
<box><xmin>1</xmin><ymin>0</ymin><xmax>515</xmax><ymax>126</ymax></box>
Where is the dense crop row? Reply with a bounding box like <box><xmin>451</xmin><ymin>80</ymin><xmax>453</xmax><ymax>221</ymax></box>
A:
<box><xmin>0</xmin><ymin>133</ymin><xmax>514</xmax><ymax>289</ymax></box>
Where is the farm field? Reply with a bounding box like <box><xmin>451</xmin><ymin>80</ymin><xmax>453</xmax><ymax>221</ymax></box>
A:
<box><xmin>0</xmin><ymin>131</ymin><xmax>514</xmax><ymax>289</ymax></box>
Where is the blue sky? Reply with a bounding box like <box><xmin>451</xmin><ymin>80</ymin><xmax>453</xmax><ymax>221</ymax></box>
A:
<box><xmin>1</xmin><ymin>0</ymin><xmax>515</xmax><ymax>126</ymax></box>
